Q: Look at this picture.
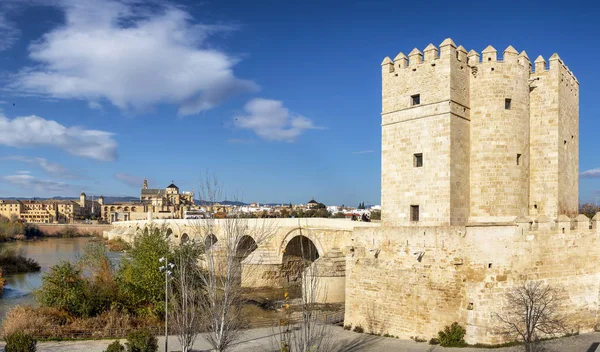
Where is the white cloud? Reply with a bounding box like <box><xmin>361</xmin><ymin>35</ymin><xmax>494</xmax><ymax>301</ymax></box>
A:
<box><xmin>11</xmin><ymin>0</ymin><xmax>257</xmax><ymax>116</ymax></box>
<box><xmin>352</xmin><ymin>150</ymin><xmax>374</xmax><ymax>155</ymax></box>
<box><xmin>580</xmin><ymin>168</ymin><xmax>600</xmax><ymax>179</ymax></box>
<box><xmin>0</xmin><ymin>114</ymin><xmax>118</xmax><ymax>161</ymax></box>
<box><xmin>4</xmin><ymin>155</ymin><xmax>75</xmax><ymax>178</ymax></box>
<box><xmin>88</xmin><ymin>101</ymin><xmax>102</xmax><ymax>110</ymax></box>
<box><xmin>3</xmin><ymin>173</ymin><xmax>79</xmax><ymax>195</ymax></box>
<box><xmin>234</xmin><ymin>98</ymin><xmax>321</xmax><ymax>142</ymax></box>
<box><xmin>115</xmin><ymin>173</ymin><xmax>145</xmax><ymax>187</ymax></box>
<box><xmin>0</xmin><ymin>7</ymin><xmax>20</xmax><ymax>51</ymax></box>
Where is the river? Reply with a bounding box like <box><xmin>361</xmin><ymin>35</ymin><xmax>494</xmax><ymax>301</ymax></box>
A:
<box><xmin>0</xmin><ymin>237</ymin><xmax>122</xmax><ymax>319</ymax></box>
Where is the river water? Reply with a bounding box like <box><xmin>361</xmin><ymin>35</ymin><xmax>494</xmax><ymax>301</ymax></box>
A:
<box><xmin>0</xmin><ymin>237</ymin><xmax>122</xmax><ymax>319</ymax></box>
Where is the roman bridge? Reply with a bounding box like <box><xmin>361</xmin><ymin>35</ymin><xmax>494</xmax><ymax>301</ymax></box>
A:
<box><xmin>104</xmin><ymin>218</ymin><xmax>380</xmax><ymax>301</ymax></box>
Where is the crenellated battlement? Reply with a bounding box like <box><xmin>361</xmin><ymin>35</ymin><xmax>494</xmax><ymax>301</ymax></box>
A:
<box><xmin>515</xmin><ymin>212</ymin><xmax>600</xmax><ymax>236</ymax></box>
<box><xmin>383</xmin><ymin>39</ymin><xmax>578</xmax><ymax>83</ymax></box>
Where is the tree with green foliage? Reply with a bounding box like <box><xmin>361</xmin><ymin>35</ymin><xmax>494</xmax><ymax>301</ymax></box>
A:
<box><xmin>37</xmin><ymin>261</ymin><xmax>88</xmax><ymax>316</ymax></box>
<box><xmin>118</xmin><ymin>226</ymin><xmax>172</xmax><ymax>317</ymax></box>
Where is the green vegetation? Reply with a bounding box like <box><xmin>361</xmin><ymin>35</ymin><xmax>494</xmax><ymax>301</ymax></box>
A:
<box><xmin>352</xmin><ymin>325</ymin><xmax>364</xmax><ymax>333</ymax></box>
<box><xmin>104</xmin><ymin>341</ymin><xmax>125</xmax><ymax>352</ymax></box>
<box><xmin>438</xmin><ymin>322</ymin><xmax>467</xmax><ymax>347</ymax></box>
<box><xmin>2</xmin><ymin>226</ymin><xmax>173</xmax><ymax>339</ymax></box>
<box><xmin>370</xmin><ymin>210</ymin><xmax>381</xmax><ymax>220</ymax></box>
<box><xmin>118</xmin><ymin>227</ymin><xmax>171</xmax><ymax>317</ymax></box>
<box><xmin>0</xmin><ymin>216</ymin><xmax>43</xmax><ymax>241</ymax></box>
<box><xmin>5</xmin><ymin>332</ymin><xmax>37</xmax><ymax>352</ymax></box>
<box><xmin>107</xmin><ymin>237</ymin><xmax>131</xmax><ymax>252</ymax></box>
<box><xmin>0</xmin><ymin>248</ymin><xmax>41</xmax><ymax>275</ymax></box>
<box><xmin>125</xmin><ymin>329</ymin><xmax>158</xmax><ymax>352</ymax></box>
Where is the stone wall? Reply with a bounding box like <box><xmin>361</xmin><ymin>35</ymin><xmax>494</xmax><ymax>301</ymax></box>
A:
<box><xmin>344</xmin><ymin>216</ymin><xmax>600</xmax><ymax>344</ymax></box>
<box><xmin>36</xmin><ymin>223</ymin><xmax>111</xmax><ymax>236</ymax></box>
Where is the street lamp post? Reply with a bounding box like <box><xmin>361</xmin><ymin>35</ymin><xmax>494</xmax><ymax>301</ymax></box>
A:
<box><xmin>159</xmin><ymin>257</ymin><xmax>174</xmax><ymax>352</ymax></box>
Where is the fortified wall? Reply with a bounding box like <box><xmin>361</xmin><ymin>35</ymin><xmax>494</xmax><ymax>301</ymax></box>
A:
<box><xmin>343</xmin><ymin>39</ymin><xmax>591</xmax><ymax>344</ymax></box>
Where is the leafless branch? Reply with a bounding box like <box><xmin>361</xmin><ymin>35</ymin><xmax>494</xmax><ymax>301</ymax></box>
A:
<box><xmin>495</xmin><ymin>281</ymin><xmax>568</xmax><ymax>352</ymax></box>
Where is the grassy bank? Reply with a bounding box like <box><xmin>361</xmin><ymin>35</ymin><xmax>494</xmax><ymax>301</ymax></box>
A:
<box><xmin>0</xmin><ymin>248</ymin><xmax>41</xmax><ymax>275</ymax></box>
<box><xmin>106</xmin><ymin>237</ymin><xmax>131</xmax><ymax>252</ymax></box>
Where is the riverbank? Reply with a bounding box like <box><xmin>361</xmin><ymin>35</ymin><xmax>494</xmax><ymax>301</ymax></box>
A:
<box><xmin>0</xmin><ymin>248</ymin><xmax>41</xmax><ymax>275</ymax></box>
<box><xmin>0</xmin><ymin>245</ymin><xmax>42</xmax><ymax>294</ymax></box>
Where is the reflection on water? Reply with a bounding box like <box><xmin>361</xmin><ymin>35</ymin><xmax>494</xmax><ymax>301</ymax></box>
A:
<box><xmin>0</xmin><ymin>237</ymin><xmax>122</xmax><ymax>319</ymax></box>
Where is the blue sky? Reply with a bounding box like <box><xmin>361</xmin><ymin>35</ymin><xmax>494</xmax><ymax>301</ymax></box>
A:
<box><xmin>0</xmin><ymin>0</ymin><xmax>598</xmax><ymax>206</ymax></box>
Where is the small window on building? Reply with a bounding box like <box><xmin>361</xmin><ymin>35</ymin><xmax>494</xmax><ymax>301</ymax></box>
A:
<box><xmin>411</xmin><ymin>94</ymin><xmax>420</xmax><ymax>106</ymax></box>
<box><xmin>414</xmin><ymin>153</ymin><xmax>423</xmax><ymax>167</ymax></box>
<box><xmin>517</xmin><ymin>154</ymin><xmax>522</xmax><ymax>165</ymax></box>
<box><xmin>410</xmin><ymin>205</ymin><xmax>419</xmax><ymax>222</ymax></box>
<box><xmin>505</xmin><ymin>98</ymin><xmax>511</xmax><ymax>110</ymax></box>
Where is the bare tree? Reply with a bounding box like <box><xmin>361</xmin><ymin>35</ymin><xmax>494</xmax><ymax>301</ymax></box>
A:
<box><xmin>276</xmin><ymin>225</ymin><xmax>332</xmax><ymax>352</ymax></box>
<box><xmin>169</xmin><ymin>240</ymin><xmax>203</xmax><ymax>352</ymax></box>
<box><xmin>496</xmin><ymin>281</ymin><xmax>567</xmax><ymax>352</ymax></box>
<box><xmin>192</xmin><ymin>174</ymin><xmax>277</xmax><ymax>352</ymax></box>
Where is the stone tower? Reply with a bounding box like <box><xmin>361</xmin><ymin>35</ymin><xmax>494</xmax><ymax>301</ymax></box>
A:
<box><xmin>80</xmin><ymin>190</ymin><xmax>86</xmax><ymax>207</ymax></box>
<box><xmin>381</xmin><ymin>39</ymin><xmax>470</xmax><ymax>226</ymax></box>
<box><xmin>381</xmin><ymin>39</ymin><xmax>578</xmax><ymax>225</ymax></box>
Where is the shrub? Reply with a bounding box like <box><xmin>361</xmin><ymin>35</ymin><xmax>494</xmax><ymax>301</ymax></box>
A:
<box><xmin>0</xmin><ymin>248</ymin><xmax>41</xmax><ymax>274</ymax></box>
<box><xmin>37</xmin><ymin>261</ymin><xmax>88</xmax><ymax>316</ymax></box>
<box><xmin>438</xmin><ymin>322</ymin><xmax>466</xmax><ymax>347</ymax></box>
<box><xmin>125</xmin><ymin>329</ymin><xmax>158</xmax><ymax>352</ymax></box>
<box><xmin>59</xmin><ymin>226</ymin><xmax>79</xmax><ymax>238</ymax></box>
<box><xmin>5</xmin><ymin>331</ymin><xmax>37</xmax><ymax>352</ymax></box>
<box><xmin>343</xmin><ymin>325</ymin><xmax>352</xmax><ymax>330</ymax></box>
<box><xmin>429</xmin><ymin>337</ymin><xmax>440</xmax><ymax>345</ymax></box>
<box><xmin>353</xmin><ymin>325</ymin><xmax>364</xmax><ymax>333</ymax></box>
<box><xmin>107</xmin><ymin>237</ymin><xmax>131</xmax><ymax>252</ymax></box>
<box><xmin>2</xmin><ymin>306</ymin><xmax>69</xmax><ymax>337</ymax></box>
<box><xmin>104</xmin><ymin>340</ymin><xmax>125</xmax><ymax>352</ymax></box>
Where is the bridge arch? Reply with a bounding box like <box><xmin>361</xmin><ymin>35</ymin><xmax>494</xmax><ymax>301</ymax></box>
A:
<box><xmin>166</xmin><ymin>228</ymin><xmax>173</xmax><ymax>239</ymax></box>
<box><xmin>237</xmin><ymin>235</ymin><xmax>258</xmax><ymax>260</ymax></box>
<box><xmin>278</xmin><ymin>227</ymin><xmax>324</xmax><ymax>264</ymax></box>
<box><xmin>181</xmin><ymin>233</ymin><xmax>189</xmax><ymax>244</ymax></box>
<box><xmin>204</xmin><ymin>234</ymin><xmax>218</xmax><ymax>250</ymax></box>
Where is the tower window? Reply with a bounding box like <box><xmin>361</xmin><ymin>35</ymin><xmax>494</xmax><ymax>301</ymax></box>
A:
<box><xmin>505</xmin><ymin>98</ymin><xmax>511</xmax><ymax>110</ymax></box>
<box><xmin>410</xmin><ymin>205</ymin><xmax>420</xmax><ymax>222</ymax></box>
<box><xmin>414</xmin><ymin>153</ymin><xmax>423</xmax><ymax>167</ymax></box>
<box><xmin>411</xmin><ymin>94</ymin><xmax>420</xmax><ymax>106</ymax></box>
<box><xmin>517</xmin><ymin>154</ymin><xmax>522</xmax><ymax>165</ymax></box>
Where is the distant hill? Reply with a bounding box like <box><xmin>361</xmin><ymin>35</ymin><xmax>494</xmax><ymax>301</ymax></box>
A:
<box><xmin>0</xmin><ymin>196</ymin><xmax>138</xmax><ymax>203</ymax></box>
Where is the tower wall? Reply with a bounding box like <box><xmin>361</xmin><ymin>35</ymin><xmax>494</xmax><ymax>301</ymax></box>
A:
<box><xmin>529</xmin><ymin>55</ymin><xmax>579</xmax><ymax>218</ymax></box>
<box><xmin>557</xmin><ymin>61</ymin><xmax>579</xmax><ymax>216</ymax></box>
<box><xmin>381</xmin><ymin>40</ymin><xmax>469</xmax><ymax>226</ymax></box>
<box><xmin>468</xmin><ymin>48</ymin><xmax>530</xmax><ymax>222</ymax></box>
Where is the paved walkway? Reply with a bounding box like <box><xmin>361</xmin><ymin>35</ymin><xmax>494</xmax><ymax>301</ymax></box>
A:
<box><xmin>1</xmin><ymin>326</ymin><xmax>599</xmax><ymax>351</ymax></box>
